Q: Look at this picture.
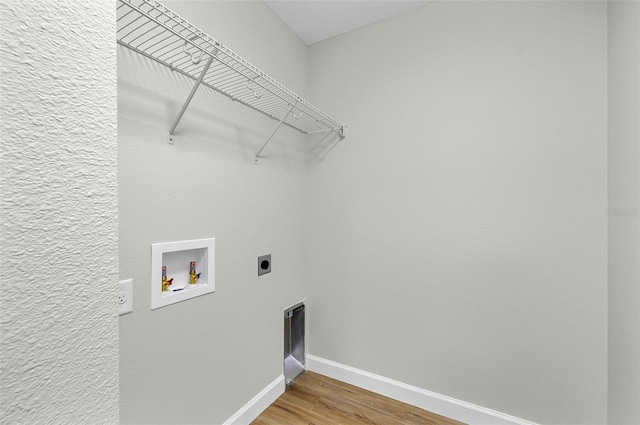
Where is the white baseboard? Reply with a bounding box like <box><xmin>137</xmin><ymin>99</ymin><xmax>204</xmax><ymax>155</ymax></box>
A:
<box><xmin>307</xmin><ymin>355</ymin><xmax>537</xmax><ymax>425</ymax></box>
<box><xmin>223</xmin><ymin>374</ymin><xmax>285</xmax><ymax>425</ymax></box>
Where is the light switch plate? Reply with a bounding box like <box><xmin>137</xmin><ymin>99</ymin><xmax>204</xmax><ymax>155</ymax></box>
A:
<box><xmin>119</xmin><ymin>279</ymin><xmax>133</xmax><ymax>316</ymax></box>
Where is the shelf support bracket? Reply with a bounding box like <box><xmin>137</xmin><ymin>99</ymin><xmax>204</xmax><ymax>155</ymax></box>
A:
<box><xmin>167</xmin><ymin>54</ymin><xmax>214</xmax><ymax>144</ymax></box>
<box><xmin>254</xmin><ymin>104</ymin><xmax>295</xmax><ymax>163</ymax></box>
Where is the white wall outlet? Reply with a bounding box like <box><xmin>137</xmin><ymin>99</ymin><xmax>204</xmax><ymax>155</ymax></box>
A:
<box><xmin>119</xmin><ymin>279</ymin><xmax>133</xmax><ymax>316</ymax></box>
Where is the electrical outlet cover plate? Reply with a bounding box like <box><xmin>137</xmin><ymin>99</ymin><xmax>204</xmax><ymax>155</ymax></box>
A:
<box><xmin>119</xmin><ymin>279</ymin><xmax>133</xmax><ymax>316</ymax></box>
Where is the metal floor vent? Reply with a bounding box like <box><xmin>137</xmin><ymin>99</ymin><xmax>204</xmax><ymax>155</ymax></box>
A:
<box><xmin>284</xmin><ymin>302</ymin><xmax>305</xmax><ymax>385</ymax></box>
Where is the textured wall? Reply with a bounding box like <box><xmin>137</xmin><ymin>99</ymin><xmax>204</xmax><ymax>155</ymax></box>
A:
<box><xmin>118</xmin><ymin>2</ymin><xmax>309</xmax><ymax>423</ymax></box>
<box><xmin>608</xmin><ymin>1</ymin><xmax>640</xmax><ymax>423</ymax></box>
<box><xmin>0</xmin><ymin>1</ymin><xmax>119</xmax><ymax>424</ymax></box>
<box><xmin>308</xmin><ymin>2</ymin><xmax>608</xmax><ymax>423</ymax></box>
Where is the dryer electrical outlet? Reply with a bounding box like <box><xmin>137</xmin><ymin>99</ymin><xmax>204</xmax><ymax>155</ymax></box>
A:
<box><xmin>258</xmin><ymin>254</ymin><xmax>271</xmax><ymax>276</ymax></box>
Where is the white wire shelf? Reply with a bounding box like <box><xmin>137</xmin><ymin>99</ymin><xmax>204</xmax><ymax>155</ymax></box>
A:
<box><xmin>117</xmin><ymin>0</ymin><xmax>346</xmax><ymax>158</ymax></box>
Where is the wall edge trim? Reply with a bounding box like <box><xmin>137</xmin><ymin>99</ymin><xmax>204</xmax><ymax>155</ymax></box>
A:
<box><xmin>223</xmin><ymin>374</ymin><xmax>284</xmax><ymax>425</ymax></box>
<box><xmin>306</xmin><ymin>355</ymin><xmax>538</xmax><ymax>425</ymax></box>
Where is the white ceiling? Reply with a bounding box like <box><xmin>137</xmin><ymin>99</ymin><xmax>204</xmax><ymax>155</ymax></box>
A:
<box><xmin>264</xmin><ymin>1</ymin><xmax>431</xmax><ymax>45</ymax></box>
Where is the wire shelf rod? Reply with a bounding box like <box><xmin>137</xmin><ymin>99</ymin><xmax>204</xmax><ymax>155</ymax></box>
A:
<box><xmin>128</xmin><ymin>25</ymin><xmax>164</xmax><ymax>47</ymax></box>
<box><xmin>118</xmin><ymin>15</ymin><xmax>145</xmax><ymax>37</ymax></box>
<box><xmin>142</xmin><ymin>32</ymin><xmax>176</xmax><ymax>54</ymax></box>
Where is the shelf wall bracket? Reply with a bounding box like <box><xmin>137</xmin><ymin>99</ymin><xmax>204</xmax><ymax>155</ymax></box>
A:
<box><xmin>340</xmin><ymin>124</ymin><xmax>348</xmax><ymax>139</ymax></box>
<box><xmin>254</xmin><ymin>104</ymin><xmax>296</xmax><ymax>164</ymax></box>
<box><xmin>167</xmin><ymin>54</ymin><xmax>215</xmax><ymax>144</ymax></box>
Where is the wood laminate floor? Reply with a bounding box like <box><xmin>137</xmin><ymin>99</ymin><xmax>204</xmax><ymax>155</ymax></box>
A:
<box><xmin>251</xmin><ymin>372</ymin><xmax>465</xmax><ymax>425</ymax></box>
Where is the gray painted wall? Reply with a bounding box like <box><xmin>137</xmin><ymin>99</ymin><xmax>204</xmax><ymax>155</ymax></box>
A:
<box><xmin>2</xmin><ymin>1</ymin><xmax>630</xmax><ymax>424</ymax></box>
<box><xmin>307</xmin><ymin>2</ymin><xmax>608</xmax><ymax>424</ymax></box>
<box><xmin>608</xmin><ymin>1</ymin><xmax>640</xmax><ymax>424</ymax></box>
<box><xmin>117</xmin><ymin>2</ymin><xmax>309</xmax><ymax>423</ymax></box>
<box><xmin>0</xmin><ymin>1</ymin><xmax>119</xmax><ymax>423</ymax></box>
